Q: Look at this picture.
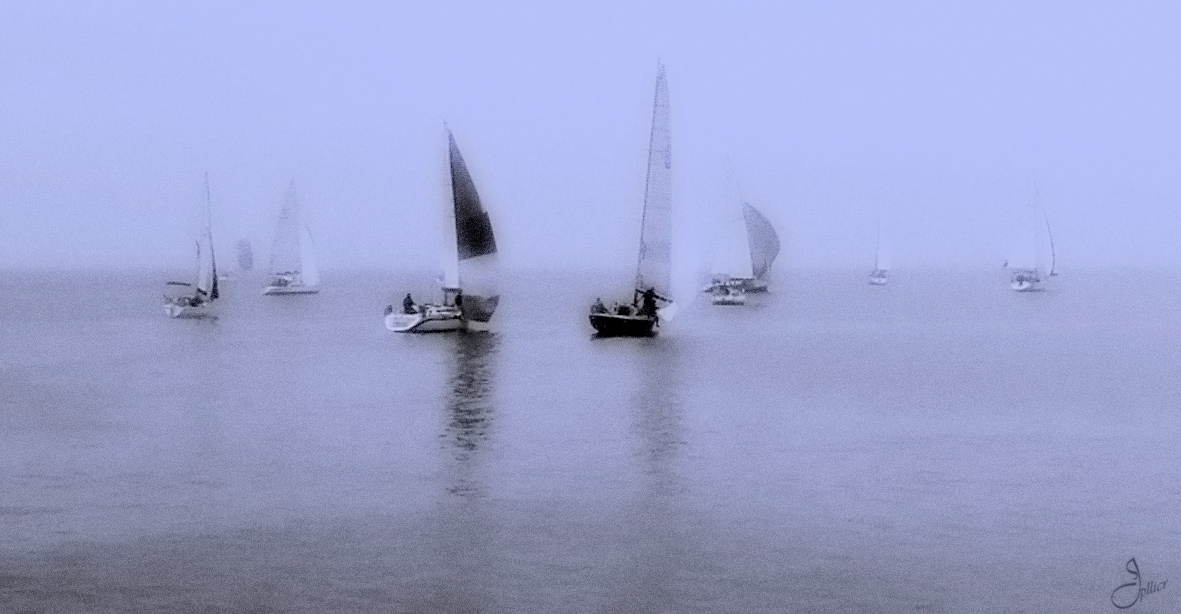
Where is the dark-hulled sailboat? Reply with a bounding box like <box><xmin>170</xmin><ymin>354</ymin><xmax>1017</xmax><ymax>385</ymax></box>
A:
<box><xmin>590</xmin><ymin>64</ymin><xmax>675</xmax><ymax>337</ymax></box>
<box><xmin>386</xmin><ymin>129</ymin><xmax>499</xmax><ymax>333</ymax></box>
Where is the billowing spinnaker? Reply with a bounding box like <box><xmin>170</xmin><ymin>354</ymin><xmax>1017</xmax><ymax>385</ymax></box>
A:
<box><xmin>743</xmin><ymin>203</ymin><xmax>779</xmax><ymax>279</ymax></box>
<box><xmin>636</xmin><ymin>64</ymin><xmax>672</xmax><ymax>299</ymax></box>
<box><xmin>449</xmin><ymin>131</ymin><xmax>498</xmax><ymax>322</ymax></box>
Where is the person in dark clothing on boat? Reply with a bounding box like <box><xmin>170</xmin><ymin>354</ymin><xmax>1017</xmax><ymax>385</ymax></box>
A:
<box><xmin>591</xmin><ymin>298</ymin><xmax>607</xmax><ymax>314</ymax></box>
<box><xmin>637</xmin><ymin>287</ymin><xmax>670</xmax><ymax>319</ymax></box>
<box><xmin>403</xmin><ymin>293</ymin><xmax>416</xmax><ymax>314</ymax></box>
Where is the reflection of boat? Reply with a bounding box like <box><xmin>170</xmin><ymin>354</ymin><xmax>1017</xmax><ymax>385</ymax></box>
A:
<box><xmin>386</xmin><ymin>129</ymin><xmax>500</xmax><ymax>333</ymax></box>
<box><xmin>164</xmin><ymin>173</ymin><xmax>219</xmax><ymax>318</ymax></box>
<box><xmin>590</xmin><ymin>64</ymin><xmax>675</xmax><ymax>336</ymax></box>
<box><xmin>443</xmin><ymin>333</ymin><xmax>498</xmax><ymax>497</ymax></box>
<box><xmin>869</xmin><ymin>223</ymin><xmax>890</xmax><ymax>285</ymax></box>
<box><xmin>263</xmin><ymin>179</ymin><xmax>320</xmax><ymax>295</ymax></box>
<box><xmin>1006</xmin><ymin>191</ymin><xmax>1056</xmax><ymax>292</ymax></box>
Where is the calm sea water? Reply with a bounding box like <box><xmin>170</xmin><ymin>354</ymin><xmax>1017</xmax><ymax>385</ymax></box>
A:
<box><xmin>2</xmin><ymin>268</ymin><xmax>1180</xmax><ymax>613</ymax></box>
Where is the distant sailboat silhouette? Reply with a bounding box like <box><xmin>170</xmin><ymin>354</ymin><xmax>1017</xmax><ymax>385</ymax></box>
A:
<box><xmin>263</xmin><ymin>179</ymin><xmax>320</xmax><ymax>295</ymax></box>
<box><xmin>164</xmin><ymin>173</ymin><xmax>219</xmax><ymax>318</ymax></box>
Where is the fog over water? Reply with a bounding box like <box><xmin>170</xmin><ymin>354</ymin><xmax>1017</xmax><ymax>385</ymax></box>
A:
<box><xmin>2</xmin><ymin>2</ymin><xmax>1181</xmax><ymax>271</ymax></box>
<box><xmin>3</xmin><ymin>3</ymin><xmax>1181</xmax><ymax>613</ymax></box>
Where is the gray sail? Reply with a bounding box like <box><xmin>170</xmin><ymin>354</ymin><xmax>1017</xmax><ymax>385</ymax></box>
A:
<box><xmin>635</xmin><ymin>63</ymin><xmax>672</xmax><ymax>298</ymax></box>
<box><xmin>237</xmin><ymin>239</ymin><xmax>253</xmax><ymax>271</ymax></box>
<box><xmin>449</xmin><ymin>130</ymin><xmax>498</xmax><ymax>323</ymax></box>
<box><xmin>742</xmin><ymin>203</ymin><xmax>779</xmax><ymax>279</ymax></box>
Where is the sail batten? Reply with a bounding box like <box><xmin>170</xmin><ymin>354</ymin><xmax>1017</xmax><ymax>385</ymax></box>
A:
<box><xmin>635</xmin><ymin>63</ymin><xmax>672</xmax><ymax>298</ymax></box>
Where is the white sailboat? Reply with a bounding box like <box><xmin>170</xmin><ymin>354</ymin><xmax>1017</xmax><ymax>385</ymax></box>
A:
<box><xmin>589</xmin><ymin>63</ymin><xmax>675</xmax><ymax>336</ymax></box>
<box><xmin>164</xmin><ymin>173</ymin><xmax>219</xmax><ymax>318</ymax></box>
<box><xmin>386</xmin><ymin>129</ymin><xmax>499</xmax><ymax>333</ymax></box>
<box><xmin>1006</xmin><ymin>192</ymin><xmax>1056</xmax><ymax>292</ymax></box>
<box><xmin>706</xmin><ymin>199</ymin><xmax>780</xmax><ymax>304</ymax></box>
<box><xmin>263</xmin><ymin>179</ymin><xmax>320</xmax><ymax>295</ymax></box>
<box><xmin>869</xmin><ymin>223</ymin><xmax>891</xmax><ymax>285</ymax></box>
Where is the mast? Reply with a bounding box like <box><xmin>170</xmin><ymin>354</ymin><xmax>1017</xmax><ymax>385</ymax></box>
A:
<box><xmin>635</xmin><ymin>63</ymin><xmax>672</xmax><ymax>298</ymax></box>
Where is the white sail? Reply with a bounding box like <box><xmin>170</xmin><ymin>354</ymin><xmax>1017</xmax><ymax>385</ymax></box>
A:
<box><xmin>636</xmin><ymin>63</ymin><xmax>672</xmax><ymax>299</ymax></box>
<box><xmin>1009</xmin><ymin>197</ymin><xmax>1053</xmax><ymax>278</ymax></box>
<box><xmin>712</xmin><ymin>198</ymin><xmax>754</xmax><ymax>279</ymax></box>
<box><xmin>268</xmin><ymin>180</ymin><xmax>303</xmax><ymax>280</ymax></box>
<box><xmin>875</xmin><ymin>225</ymin><xmax>892</xmax><ymax>271</ymax></box>
<box><xmin>299</xmin><ymin>224</ymin><xmax>320</xmax><ymax>287</ymax></box>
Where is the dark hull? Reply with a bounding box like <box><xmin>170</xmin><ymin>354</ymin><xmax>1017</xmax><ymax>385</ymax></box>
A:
<box><xmin>589</xmin><ymin>313</ymin><xmax>657</xmax><ymax>337</ymax></box>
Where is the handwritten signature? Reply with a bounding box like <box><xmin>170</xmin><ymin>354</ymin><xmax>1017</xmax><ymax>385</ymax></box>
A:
<box><xmin>1112</xmin><ymin>557</ymin><xmax>1167</xmax><ymax>609</ymax></box>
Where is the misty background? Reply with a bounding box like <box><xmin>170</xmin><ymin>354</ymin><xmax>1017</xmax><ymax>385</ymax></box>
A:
<box><xmin>2</xmin><ymin>1</ymin><xmax>1179</xmax><ymax>273</ymax></box>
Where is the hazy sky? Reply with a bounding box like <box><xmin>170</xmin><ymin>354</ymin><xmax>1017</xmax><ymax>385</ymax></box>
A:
<box><xmin>2</xmin><ymin>1</ymin><xmax>1180</xmax><ymax>271</ymax></box>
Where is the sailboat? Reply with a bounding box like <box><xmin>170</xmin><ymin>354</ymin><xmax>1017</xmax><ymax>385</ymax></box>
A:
<box><xmin>705</xmin><ymin>198</ymin><xmax>781</xmax><ymax>304</ymax></box>
<box><xmin>869</xmin><ymin>223</ymin><xmax>891</xmax><ymax>285</ymax></box>
<box><xmin>263</xmin><ymin>179</ymin><xmax>320</xmax><ymax>295</ymax></box>
<box><xmin>164</xmin><ymin>173</ymin><xmax>219</xmax><ymax>318</ymax></box>
<box><xmin>385</xmin><ymin>129</ymin><xmax>499</xmax><ymax>333</ymax></box>
<box><xmin>1006</xmin><ymin>192</ymin><xmax>1057</xmax><ymax>292</ymax></box>
<box><xmin>589</xmin><ymin>64</ymin><xmax>675</xmax><ymax>336</ymax></box>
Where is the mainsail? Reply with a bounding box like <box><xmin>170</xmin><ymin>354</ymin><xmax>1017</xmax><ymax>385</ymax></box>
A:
<box><xmin>743</xmin><ymin>203</ymin><xmax>779</xmax><ymax>279</ymax></box>
<box><xmin>449</xmin><ymin>130</ymin><xmax>498</xmax><ymax>323</ymax></box>
<box><xmin>713</xmin><ymin>198</ymin><xmax>754</xmax><ymax>280</ymax></box>
<box><xmin>1010</xmin><ymin>196</ymin><xmax>1054</xmax><ymax>278</ymax></box>
<box><xmin>269</xmin><ymin>180</ymin><xmax>305</xmax><ymax>282</ymax></box>
<box><xmin>635</xmin><ymin>63</ymin><xmax>672</xmax><ymax>299</ymax></box>
<box><xmin>874</xmin><ymin>224</ymin><xmax>891</xmax><ymax>272</ymax></box>
<box><xmin>195</xmin><ymin>173</ymin><xmax>218</xmax><ymax>299</ymax></box>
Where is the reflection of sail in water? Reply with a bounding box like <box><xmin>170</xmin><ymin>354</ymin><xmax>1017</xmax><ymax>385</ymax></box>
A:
<box><xmin>607</xmin><ymin>337</ymin><xmax>687</xmax><ymax>611</ymax></box>
<box><xmin>443</xmin><ymin>333</ymin><xmax>499</xmax><ymax>497</ymax></box>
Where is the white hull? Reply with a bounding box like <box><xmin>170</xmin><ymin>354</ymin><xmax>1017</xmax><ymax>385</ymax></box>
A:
<box><xmin>385</xmin><ymin>304</ymin><xmax>465</xmax><ymax>333</ymax></box>
<box><xmin>263</xmin><ymin>284</ymin><xmax>319</xmax><ymax>295</ymax></box>
<box><xmin>869</xmin><ymin>276</ymin><xmax>888</xmax><ymax>285</ymax></box>
<box><xmin>1011</xmin><ymin>280</ymin><xmax>1038</xmax><ymax>292</ymax></box>
<box><xmin>711</xmin><ymin>291</ymin><xmax>746</xmax><ymax>305</ymax></box>
<box><xmin>165</xmin><ymin>301</ymin><xmax>215</xmax><ymax>319</ymax></box>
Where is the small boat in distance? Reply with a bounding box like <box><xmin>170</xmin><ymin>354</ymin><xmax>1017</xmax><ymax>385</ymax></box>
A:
<box><xmin>1006</xmin><ymin>191</ymin><xmax>1056</xmax><ymax>292</ymax></box>
<box><xmin>386</xmin><ymin>129</ymin><xmax>499</xmax><ymax>333</ymax></box>
<box><xmin>164</xmin><ymin>173</ymin><xmax>219</xmax><ymax>318</ymax></box>
<box><xmin>590</xmin><ymin>64</ymin><xmax>675</xmax><ymax>336</ymax></box>
<box><xmin>263</xmin><ymin>180</ymin><xmax>320</xmax><ymax>295</ymax></box>
<box><xmin>869</xmin><ymin>223</ymin><xmax>890</xmax><ymax>285</ymax></box>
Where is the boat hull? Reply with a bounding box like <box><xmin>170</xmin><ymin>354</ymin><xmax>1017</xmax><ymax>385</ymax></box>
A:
<box><xmin>165</xmin><ymin>302</ymin><xmax>215</xmax><ymax>319</ymax></box>
<box><xmin>1010</xmin><ymin>280</ymin><xmax>1039</xmax><ymax>292</ymax></box>
<box><xmin>263</xmin><ymin>285</ymin><xmax>319</xmax><ymax>295</ymax></box>
<box><xmin>386</xmin><ymin>305</ymin><xmax>465</xmax><ymax>333</ymax></box>
<box><xmin>589</xmin><ymin>313</ymin><xmax>657</xmax><ymax>337</ymax></box>
<box><xmin>711</xmin><ymin>291</ymin><xmax>746</xmax><ymax>305</ymax></box>
<box><xmin>869</xmin><ymin>276</ymin><xmax>888</xmax><ymax>285</ymax></box>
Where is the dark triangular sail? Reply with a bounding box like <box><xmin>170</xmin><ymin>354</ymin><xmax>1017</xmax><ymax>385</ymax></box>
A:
<box><xmin>448</xmin><ymin>130</ymin><xmax>499</xmax><ymax>323</ymax></box>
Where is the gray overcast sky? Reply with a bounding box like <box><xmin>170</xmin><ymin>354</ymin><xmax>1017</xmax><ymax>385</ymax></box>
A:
<box><xmin>1</xmin><ymin>1</ymin><xmax>1179</xmax><ymax>271</ymax></box>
